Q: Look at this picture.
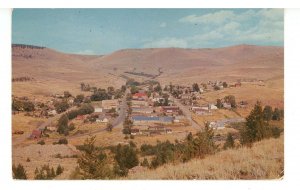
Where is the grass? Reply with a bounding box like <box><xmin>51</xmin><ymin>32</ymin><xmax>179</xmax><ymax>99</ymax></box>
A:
<box><xmin>126</xmin><ymin>135</ymin><xmax>284</xmax><ymax>180</ymax></box>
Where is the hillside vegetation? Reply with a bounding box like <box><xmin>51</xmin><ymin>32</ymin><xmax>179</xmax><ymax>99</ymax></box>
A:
<box><xmin>126</xmin><ymin>135</ymin><xmax>283</xmax><ymax>180</ymax></box>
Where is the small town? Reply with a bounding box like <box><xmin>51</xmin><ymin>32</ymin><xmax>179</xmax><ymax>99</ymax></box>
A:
<box><xmin>10</xmin><ymin>8</ymin><xmax>284</xmax><ymax>181</ymax></box>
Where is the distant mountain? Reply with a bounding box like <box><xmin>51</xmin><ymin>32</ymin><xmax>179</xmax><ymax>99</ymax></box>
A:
<box><xmin>12</xmin><ymin>44</ymin><xmax>283</xmax><ymax>95</ymax></box>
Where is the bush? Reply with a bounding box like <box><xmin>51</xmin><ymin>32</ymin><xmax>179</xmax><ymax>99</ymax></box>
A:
<box><xmin>58</xmin><ymin>138</ymin><xmax>68</xmax><ymax>145</ymax></box>
<box><xmin>37</xmin><ymin>140</ymin><xmax>45</xmax><ymax>145</ymax></box>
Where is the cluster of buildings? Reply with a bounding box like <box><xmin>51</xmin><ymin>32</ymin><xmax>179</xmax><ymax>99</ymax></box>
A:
<box><xmin>128</xmin><ymin>92</ymin><xmax>188</xmax><ymax>136</ymax></box>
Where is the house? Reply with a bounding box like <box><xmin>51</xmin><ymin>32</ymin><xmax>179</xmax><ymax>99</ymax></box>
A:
<box><xmin>235</xmin><ymin>82</ymin><xmax>242</xmax><ymax>87</ymax></box>
<box><xmin>47</xmin><ymin>109</ymin><xmax>57</xmax><ymax>116</ymax></box>
<box><xmin>94</xmin><ymin>107</ymin><xmax>103</xmax><ymax>113</ymax></box>
<box><xmin>46</xmin><ymin>126</ymin><xmax>57</xmax><ymax>132</ymax></box>
<box><xmin>101</xmin><ymin>99</ymin><xmax>119</xmax><ymax>110</ymax></box>
<box><xmin>222</xmin><ymin>102</ymin><xmax>232</xmax><ymax>109</ymax></box>
<box><xmin>132</xmin><ymin>116</ymin><xmax>174</xmax><ymax>125</ymax></box>
<box><xmin>130</xmin><ymin>128</ymin><xmax>140</xmax><ymax>135</ymax></box>
<box><xmin>209</xmin><ymin>104</ymin><xmax>218</xmax><ymax>110</ymax></box>
<box><xmin>166</xmin><ymin>128</ymin><xmax>172</xmax><ymax>134</ymax></box>
<box><xmin>162</xmin><ymin>106</ymin><xmax>179</xmax><ymax>114</ymax></box>
<box><xmin>191</xmin><ymin>106</ymin><xmax>209</xmax><ymax>111</ymax></box>
<box><xmin>132</xmin><ymin>100</ymin><xmax>149</xmax><ymax>107</ymax></box>
<box><xmin>132</xmin><ymin>93</ymin><xmax>148</xmax><ymax>101</ymax></box>
<box><xmin>174</xmin><ymin>116</ymin><xmax>185</xmax><ymax>123</ymax></box>
<box><xmin>96</xmin><ymin>115</ymin><xmax>109</xmax><ymax>123</ymax></box>
<box><xmin>180</xmin><ymin>94</ymin><xmax>191</xmax><ymax>100</ymax></box>
<box><xmin>194</xmin><ymin>108</ymin><xmax>212</xmax><ymax>115</ymax></box>
<box><xmin>30</xmin><ymin>129</ymin><xmax>42</xmax><ymax>139</ymax></box>
<box><xmin>132</xmin><ymin>107</ymin><xmax>153</xmax><ymax>114</ymax></box>
<box><xmin>76</xmin><ymin>115</ymin><xmax>86</xmax><ymax>120</ymax></box>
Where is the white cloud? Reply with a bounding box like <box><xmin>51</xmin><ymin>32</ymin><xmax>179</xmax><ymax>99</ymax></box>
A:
<box><xmin>190</xmin><ymin>31</ymin><xmax>223</xmax><ymax>42</ymax></box>
<box><xmin>159</xmin><ymin>22</ymin><xmax>167</xmax><ymax>28</ymax></box>
<box><xmin>179</xmin><ymin>10</ymin><xmax>235</xmax><ymax>24</ymax></box>
<box><xmin>143</xmin><ymin>37</ymin><xmax>188</xmax><ymax>48</ymax></box>
<box><xmin>179</xmin><ymin>9</ymin><xmax>283</xmax><ymax>45</ymax></box>
<box><xmin>76</xmin><ymin>49</ymin><xmax>96</xmax><ymax>55</ymax></box>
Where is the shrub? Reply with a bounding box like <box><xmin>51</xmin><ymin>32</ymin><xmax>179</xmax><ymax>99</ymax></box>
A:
<box><xmin>58</xmin><ymin>138</ymin><xmax>68</xmax><ymax>144</ymax></box>
<box><xmin>37</xmin><ymin>140</ymin><xmax>45</xmax><ymax>145</ymax></box>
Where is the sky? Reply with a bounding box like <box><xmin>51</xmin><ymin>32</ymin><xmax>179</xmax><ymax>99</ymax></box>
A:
<box><xmin>12</xmin><ymin>9</ymin><xmax>284</xmax><ymax>55</ymax></box>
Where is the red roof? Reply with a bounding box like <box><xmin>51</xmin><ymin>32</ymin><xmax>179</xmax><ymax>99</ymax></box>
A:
<box><xmin>31</xmin><ymin>130</ymin><xmax>42</xmax><ymax>138</ymax></box>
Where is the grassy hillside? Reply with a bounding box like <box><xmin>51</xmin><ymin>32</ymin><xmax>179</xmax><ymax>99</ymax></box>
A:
<box><xmin>126</xmin><ymin>135</ymin><xmax>284</xmax><ymax>180</ymax></box>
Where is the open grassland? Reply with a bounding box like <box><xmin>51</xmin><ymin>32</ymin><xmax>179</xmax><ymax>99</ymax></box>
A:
<box><xmin>126</xmin><ymin>135</ymin><xmax>284</xmax><ymax>180</ymax></box>
<box><xmin>12</xmin><ymin>113</ymin><xmax>46</xmax><ymax>133</ymax></box>
<box><xmin>12</xmin><ymin>144</ymin><xmax>78</xmax><ymax>179</ymax></box>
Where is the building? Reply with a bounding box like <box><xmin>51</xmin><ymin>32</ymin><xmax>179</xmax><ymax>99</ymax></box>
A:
<box><xmin>101</xmin><ymin>99</ymin><xmax>119</xmax><ymax>110</ymax></box>
<box><xmin>94</xmin><ymin>107</ymin><xmax>103</xmax><ymax>113</ymax></box>
<box><xmin>132</xmin><ymin>100</ymin><xmax>149</xmax><ymax>107</ymax></box>
<box><xmin>194</xmin><ymin>108</ymin><xmax>212</xmax><ymax>115</ymax></box>
<box><xmin>132</xmin><ymin>115</ymin><xmax>174</xmax><ymax>125</ymax></box>
<box><xmin>162</xmin><ymin>106</ymin><xmax>180</xmax><ymax>114</ymax></box>
<box><xmin>130</xmin><ymin>128</ymin><xmax>140</xmax><ymax>135</ymax></box>
<box><xmin>132</xmin><ymin>93</ymin><xmax>148</xmax><ymax>101</ymax></box>
<box><xmin>209</xmin><ymin>104</ymin><xmax>218</xmax><ymax>110</ymax></box>
<box><xmin>30</xmin><ymin>129</ymin><xmax>42</xmax><ymax>139</ymax></box>
<box><xmin>76</xmin><ymin>115</ymin><xmax>86</xmax><ymax>120</ymax></box>
<box><xmin>96</xmin><ymin>115</ymin><xmax>109</xmax><ymax>123</ymax></box>
<box><xmin>47</xmin><ymin>109</ymin><xmax>57</xmax><ymax>116</ymax></box>
<box><xmin>132</xmin><ymin>107</ymin><xmax>153</xmax><ymax>114</ymax></box>
<box><xmin>222</xmin><ymin>102</ymin><xmax>232</xmax><ymax>109</ymax></box>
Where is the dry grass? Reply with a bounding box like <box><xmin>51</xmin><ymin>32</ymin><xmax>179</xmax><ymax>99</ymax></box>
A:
<box><xmin>12</xmin><ymin>144</ymin><xmax>78</xmax><ymax>179</ymax></box>
<box><xmin>126</xmin><ymin>135</ymin><xmax>284</xmax><ymax>180</ymax></box>
<box><xmin>12</xmin><ymin>113</ymin><xmax>46</xmax><ymax>133</ymax></box>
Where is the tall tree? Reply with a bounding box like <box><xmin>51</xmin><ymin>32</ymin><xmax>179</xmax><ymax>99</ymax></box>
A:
<box><xmin>223</xmin><ymin>133</ymin><xmax>235</xmax><ymax>150</ymax></box>
<box><xmin>77</xmin><ymin>136</ymin><xmax>113</xmax><ymax>179</ymax></box>
<box><xmin>240</xmin><ymin>102</ymin><xmax>269</xmax><ymax>146</ymax></box>
<box><xmin>263</xmin><ymin>105</ymin><xmax>273</xmax><ymax>121</ymax></box>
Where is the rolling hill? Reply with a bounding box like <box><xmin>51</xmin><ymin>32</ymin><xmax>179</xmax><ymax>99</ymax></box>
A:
<box><xmin>12</xmin><ymin>44</ymin><xmax>283</xmax><ymax>98</ymax></box>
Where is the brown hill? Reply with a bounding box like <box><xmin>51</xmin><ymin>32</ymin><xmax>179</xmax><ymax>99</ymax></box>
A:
<box><xmin>12</xmin><ymin>44</ymin><xmax>283</xmax><ymax>98</ymax></box>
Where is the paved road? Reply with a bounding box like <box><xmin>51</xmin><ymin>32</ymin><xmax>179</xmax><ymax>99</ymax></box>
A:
<box><xmin>167</xmin><ymin>92</ymin><xmax>203</xmax><ymax>130</ymax></box>
<box><xmin>13</xmin><ymin>90</ymin><xmax>129</xmax><ymax>145</ymax></box>
<box><xmin>112</xmin><ymin>90</ymin><xmax>128</xmax><ymax>128</ymax></box>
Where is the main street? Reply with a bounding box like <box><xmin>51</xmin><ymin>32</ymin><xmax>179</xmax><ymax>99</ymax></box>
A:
<box><xmin>167</xmin><ymin>92</ymin><xmax>203</xmax><ymax>130</ymax></box>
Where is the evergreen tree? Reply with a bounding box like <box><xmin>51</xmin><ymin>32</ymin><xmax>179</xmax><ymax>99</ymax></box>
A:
<box><xmin>12</xmin><ymin>164</ymin><xmax>27</xmax><ymax>179</ymax></box>
<box><xmin>77</xmin><ymin>136</ymin><xmax>113</xmax><ymax>179</ymax></box>
<box><xmin>56</xmin><ymin>165</ymin><xmax>64</xmax><ymax>176</ymax></box>
<box><xmin>192</xmin><ymin>83</ymin><xmax>200</xmax><ymax>92</ymax></box>
<box><xmin>216</xmin><ymin>99</ymin><xmax>222</xmax><ymax>108</ymax></box>
<box><xmin>141</xmin><ymin>158</ymin><xmax>150</xmax><ymax>168</ymax></box>
<box><xmin>263</xmin><ymin>105</ymin><xmax>273</xmax><ymax>121</ymax></box>
<box><xmin>240</xmin><ymin>102</ymin><xmax>269</xmax><ymax>146</ymax></box>
<box><xmin>223</xmin><ymin>133</ymin><xmax>235</xmax><ymax>150</ymax></box>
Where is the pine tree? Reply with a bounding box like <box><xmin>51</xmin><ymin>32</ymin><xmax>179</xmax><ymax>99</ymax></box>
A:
<box><xmin>223</xmin><ymin>133</ymin><xmax>235</xmax><ymax>150</ymax></box>
<box><xmin>77</xmin><ymin>136</ymin><xmax>113</xmax><ymax>179</ymax></box>
<box><xmin>240</xmin><ymin>102</ymin><xmax>269</xmax><ymax>146</ymax></box>
<box><xmin>12</xmin><ymin>164</ymin><xmax>27</xmax><ymax>179</ymax></box>
<box><xmin>141</xmin><ymin>158</ymin><xmax>150</xmax><ymax>168</ymax></box>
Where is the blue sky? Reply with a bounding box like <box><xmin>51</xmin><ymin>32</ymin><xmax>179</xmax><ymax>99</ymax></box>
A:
<box><xmin>12</xmin><ymin>9</ymin><xmax>283</xmax><ymax>55</ymax></box>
